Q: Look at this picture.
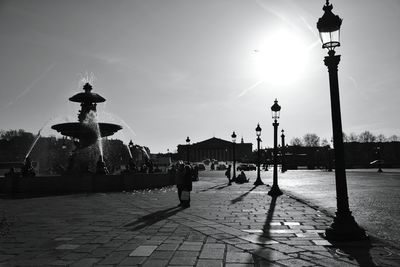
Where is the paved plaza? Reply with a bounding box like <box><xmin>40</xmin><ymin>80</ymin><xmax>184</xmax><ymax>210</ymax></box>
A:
<box><xmin>1</xmin><ymin>172</ymin><xmax>400</xmax><ymax>266</ymax></box>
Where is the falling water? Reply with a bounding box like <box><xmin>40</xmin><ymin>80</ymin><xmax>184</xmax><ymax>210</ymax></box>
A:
<box><xmin>84</xmin><ymin>110</ymin><xmax>104</xmax><ymax>161</ymax></box>
<box><xmin>94</xmin><ymin>118</ymin><xmax>104</xmax><ymax>162</ymax></box>
<box><xmin>126</xmin><ymin>144</ymin><xmax>133</xmax><ymax>159</ymax></box>
<box><xmin>25</xmin><ymin>130</ymin><xmax>41</xmax><ymax>159</ymax></box>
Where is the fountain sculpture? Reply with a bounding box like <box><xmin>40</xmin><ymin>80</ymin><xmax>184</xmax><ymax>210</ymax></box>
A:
<box><xmin>52</xmin><ymin>83</ymin><xmax>122</xmax><ymax>149</ymax></box>
<box><xmin>52</xmin><ymin>83</ymin><xmax>122</xmax><ymax>173</ymax></box>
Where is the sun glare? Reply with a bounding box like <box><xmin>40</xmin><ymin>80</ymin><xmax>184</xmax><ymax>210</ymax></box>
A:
<box><xmin>252</xmin><ymin>29</ymin><xmax>308</xmax><ymax>86</ymax></box>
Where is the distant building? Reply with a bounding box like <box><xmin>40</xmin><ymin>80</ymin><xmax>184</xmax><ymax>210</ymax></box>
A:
<box><xmin>177</xmin><ymin>137</ymin><xmax>252</xmax><ymax>162</ymax></box>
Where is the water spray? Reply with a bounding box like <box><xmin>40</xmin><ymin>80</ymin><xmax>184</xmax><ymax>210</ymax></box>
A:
<box><xmin>25</xmin><ymin>130</ymin><xmax>41</xmax><ymax>159</ymax></box>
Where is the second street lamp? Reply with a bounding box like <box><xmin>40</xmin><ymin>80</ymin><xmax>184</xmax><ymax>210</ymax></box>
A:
<box><xmin>186</xmin><ymin>136</ymin><xmax>190</xmax><ymax>163</ymax></box>
<box><xmin>281</xmin><ymin>130</ymin><xmax>286</xmax><ymax>173</ymax></box>
<box><xmin>268</xmin><ymin>99</ymin><xmax>283</xmax><ymax>196</ymax></box>
<box><xmin>254</xmin><ymin>123</ymin><xmax>264</xmax><ymax>186</ymax></box>
<box><xmin>317</xmin><ymin>0</ymin><xmax>366</xmax><ymax>240</ymax></box>
<box><xmin>231</xmin><ymin>131</ymin><xmax>237</xmax><ymax>180</ymax></box>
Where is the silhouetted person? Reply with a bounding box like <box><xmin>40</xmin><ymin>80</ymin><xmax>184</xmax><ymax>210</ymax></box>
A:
<box><xmin>96</xmin><ymin>156</ymin><xmax>109</xmax><ymax>174</ymax></box>
<box><xmin>148</xmin><ymin>160</ymin><xmax>154</xmax><ymax>173</ymax></box>
<box><xmin>225</xmin><ymin>165</ymin><xmax>231</xmax><ymax>185</ymax></box>
<box><xmin>21</xmin><ymin>157</ymin><xmax>35</xmax><ymax>177</ymax></box>
<box><xmin>176</xmin><ymin>163</ymin><xmax>185</xmax><ymax>206</ymax></box>
<box><xmin>181</xmin><ymin>165</ymin><xmax>193</xmax><ymax>207</ymax></box>
<box><xmin>236</xmin><ymin>170</ymin><xmax>248</xmax><ymax>184</ymax></box>
<box><xmin>192</xmin><ymin>164</ymin><xmax>199</xmax><ymax>181</ymax></box>
<box><xmin>128</xmin><ymin>158</ymin><xmax>136</xmax><ymax>172</ymax></box>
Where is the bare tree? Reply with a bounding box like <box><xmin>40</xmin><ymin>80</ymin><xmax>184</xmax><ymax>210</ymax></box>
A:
<box><xmin>376</xmin><ymin>134</ymin><xmax>387</xmax><ymax>143</ymax></box>
<box><xmin>348</xmin><ymin>132</ymin><xmax>359</xmax><ymax>142</ymax></box>
<box><xmin>303</xmin><ymin>133</ymin><xmax>320</xmax><ymax>147</ymax></box>
<box><xmin>342</xmin><ymin>132</ymin><xmax>349</xmax><ymax>143</ymax></box>
<box><xmin>388</xmin><ymin>135</ymin><xmax>399</xmax><ymax>142</ymax></box>
<box><xmin>358</xmin><ymin>131</ymin><xmax>376</xmax><ymax>143</ymax></box>
<box><xmin>290</xmin><ymin>137</ymin><xmax>303</xmax><ymax>146</ymax></box>
<box><xmin>321</xmin><ymin>138</ymin><xmax>330</xmax><ymax>147</ymax></box>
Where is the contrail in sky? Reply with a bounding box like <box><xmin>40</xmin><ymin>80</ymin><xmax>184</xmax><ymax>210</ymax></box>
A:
<box><xmin>237</xmin><ymin>80</ymin><xmax>263</xmax><ymax>98</ymax></box>
<box><xmin>2</xmin><ymin>62</ymin><xmax>56</xmax><ymax>110</ymax></box>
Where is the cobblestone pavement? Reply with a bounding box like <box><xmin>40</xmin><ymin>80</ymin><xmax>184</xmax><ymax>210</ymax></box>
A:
<box><xmin>1</xmin><ymin>173</ymin><xmax>400</xmax><ymax>266</ymax></box>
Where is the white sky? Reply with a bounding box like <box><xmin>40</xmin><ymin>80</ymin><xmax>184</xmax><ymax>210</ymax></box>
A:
<box><xmin>0</xmin><ymin>0</ymin><xmax>399</xmax><ymax>153</ymax></box>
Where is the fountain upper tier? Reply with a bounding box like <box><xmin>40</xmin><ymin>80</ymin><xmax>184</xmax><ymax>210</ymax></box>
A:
<box><xmin>51</xmin><ymin>83</ymin><xmax>122</xmax><ymax>149</ymax></box>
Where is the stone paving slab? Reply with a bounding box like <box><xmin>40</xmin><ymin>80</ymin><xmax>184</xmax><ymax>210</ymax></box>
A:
<box><xmin>1</xmin><ymin>175</ymin><xmax>400</xmax><ymax>266</ymax></box>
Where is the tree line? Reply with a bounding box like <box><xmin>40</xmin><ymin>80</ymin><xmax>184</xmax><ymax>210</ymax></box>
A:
<box><xmin>290</xmin><ymin>131</ymin><xmax>400</xmax><ymax>147</ymax></box>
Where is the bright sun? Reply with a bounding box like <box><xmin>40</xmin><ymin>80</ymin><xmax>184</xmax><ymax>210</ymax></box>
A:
<box><xmin>252</xmin><ymin>29</ymin><xmax>309</xmax><ymax>86</ymax></box>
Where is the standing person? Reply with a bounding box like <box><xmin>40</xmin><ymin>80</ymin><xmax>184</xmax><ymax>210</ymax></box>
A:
<box><xmin>175</xmin><ymin>163</ymin><xmax>185</xmax><ymax>206</ymax></box>
<box><xmin>180</xmin><ymin>165</ymin><xmax>193</xmax><ymax>207</ymax></box>
<box><xmin>225</xmin><ymin>165</ymin><xmax>231</xmax><ymax>185</ymax></box>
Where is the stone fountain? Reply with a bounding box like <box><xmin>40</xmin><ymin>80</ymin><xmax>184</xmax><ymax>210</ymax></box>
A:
<box><xmin>52</xmin><ymin>83</ymin><xmax>122</xmax><ymax>173</ymax></box>
<box><xmin>52</xmin><ymin>82</ymin><xmax>122</xmax><ymax>149</ymax></box>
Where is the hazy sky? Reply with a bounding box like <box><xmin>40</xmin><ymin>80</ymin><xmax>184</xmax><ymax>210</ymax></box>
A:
<box><xmin>1</xmin><ymin>0</ymin><xmax>399</xmax><ymax>153</ymax></box>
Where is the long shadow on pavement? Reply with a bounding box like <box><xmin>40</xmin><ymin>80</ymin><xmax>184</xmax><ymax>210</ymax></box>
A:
<box><xmin>199</xmin><ymin>183</ymin><xmax>229</xmax><ymax>192</ymax></box>
<box><xmin>124</xmin><ymin>206</ymin><xmax>187</xmax><ymax>231</ymax></box>
<box><xmin>261</xmin><ymin>196</ymin><xmax>277</xmax><ymax>239</ymax></box>
<box><xmin>250</xmin><ymin>196</ymin><xmax>277</xmax><ymax>265</ymax></box>
<box><xmin>230</xmin><ymin>186</ymin><xmax>257</xmax><ymax>205</ymax></box>
<box><xmin>330</xmin><ymin>240</ymin><xmax>377</xmax><ymax>267</ymax></box>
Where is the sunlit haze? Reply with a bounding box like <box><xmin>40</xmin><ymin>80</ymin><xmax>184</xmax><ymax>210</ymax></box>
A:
<box><xmin>1</xmin><ymin>0</ymin><xmax>399</xmax><ymax>153</ymax></box>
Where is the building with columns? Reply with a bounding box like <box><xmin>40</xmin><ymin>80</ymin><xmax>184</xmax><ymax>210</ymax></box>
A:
<box><xmin>177</xmin><ymin>137</ymin><xmax>252</xmax><ymax>162</ymax></box>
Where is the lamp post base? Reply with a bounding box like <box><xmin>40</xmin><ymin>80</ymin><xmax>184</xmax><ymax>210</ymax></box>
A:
<box><xmin>254</xmin><ymin>178</ymin><xmax>264</xmax><ymax>186</ymax></box>
<box><xmin>325</xmin><ymin>212</ymin><xmax>368</xmax><ymax>241</ymax></box>
<box><xmin>268</xmin><ymin>185</ymin><xmax>282</xmax><ymax>196</ymax></box>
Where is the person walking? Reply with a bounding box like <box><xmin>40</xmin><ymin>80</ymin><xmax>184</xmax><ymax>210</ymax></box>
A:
<box><xmin>225</xmin><ymin>165</ymin><xmax>232</xmax><ymax>185</ymax></box>
<box><xmin>176</xmin><ymin>163</ymin><xmax>185</xmax><ymax>206</ymax></box>
<box><xmin>180</xmin><ymin>164</ymin><xmax>193</xmax><ymax>207</ymax></box>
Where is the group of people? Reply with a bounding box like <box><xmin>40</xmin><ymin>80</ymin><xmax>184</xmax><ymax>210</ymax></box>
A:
<box><xmin>225</xmin><ymin>165</ymin><xmax>249</xmax><ymax>184</ymax></box>
<box><xmin>173</xmin><ymin>162</ymin><xmax>194</xmax><ymax>207</ymax></box>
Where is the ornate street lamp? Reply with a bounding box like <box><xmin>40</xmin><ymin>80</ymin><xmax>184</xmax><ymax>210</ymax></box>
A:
<box><xmin>254</xmin><ymin>124</ymin><xmax>264</xmax><ymax>185</ymax></box>
<box><xmin>281</xmin><ymin>130</ymin><xmax>286</xmax><ymax>173</ymax></box>
<box><xmin>268</xmin><ymin>99</ymin><xmax>282</xmax><ymax>196</ymax></box>
<box><xmin>231</xmin><ymin>131</ymin><xmax>237</xmax><ymax>180</ymax></box>
<box><xmin>376</xmin><ymin>146</ymin><xmax>383</xmax><ymax>173</ymax></box>
<box><xmin>186</xmin><ymin>136</ymin><xmax>190</xmax><ymax>163</ymax></box>
<box><xmin>317</xmin><ymin>0</ymin><xmax>366</xmax><ymax>240</ymax></box>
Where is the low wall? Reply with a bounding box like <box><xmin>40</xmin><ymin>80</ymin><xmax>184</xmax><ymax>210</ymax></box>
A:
<box><xmin>0</xmin><ymin>173</ymin><xmax>175</xmax><ymax>197</ymax></box>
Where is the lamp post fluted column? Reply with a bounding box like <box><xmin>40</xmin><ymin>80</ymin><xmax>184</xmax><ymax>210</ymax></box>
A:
<box><xmin>268</xmin><ymin>99</ymin><xmax>282</xmax><ymax>196</ymax></box>
<box><xmin>231</xmin><ymin>131</ymin><xmax>237</xmax><ymax>181</ymax></box>
<box><xmin>254</xmin><ymin>123</ymin><xmax>264</xmax><ymax>186</ymax></box>
<box><xmin>281</xmin><ymin>130</ymin><xmax>286</xmax><ymax>173</ymax></box>
<box><xmin>186</xmin><ymin>136</ymin><xmax>190</xmax><ymax>163</ymax></box>
<box><xmin>317</xmin><ymin>0</ymin><xmax>366</xmax><ymax>240</ymax></box>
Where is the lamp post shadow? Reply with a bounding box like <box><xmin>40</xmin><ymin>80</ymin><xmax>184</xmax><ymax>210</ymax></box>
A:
<box><xmin>124</xmin><ymin>206</ymin><xmax>187</xmax><ymax>231</ymax></box>
<box><xmin>329</xmin><ymin>239</ymin><xmax>377</xmax><ymax>267</ymax></box>
<box><xmin>230</xmin><ymin>186</ymin><xmax>257</xmax><ymax>205</ymax></box>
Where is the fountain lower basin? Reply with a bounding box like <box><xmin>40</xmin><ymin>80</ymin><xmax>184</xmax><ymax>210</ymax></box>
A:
<box><xmin>52</xmin><ymin>122</ymin><xmax>122</xmax><ymax>148</ymax></box>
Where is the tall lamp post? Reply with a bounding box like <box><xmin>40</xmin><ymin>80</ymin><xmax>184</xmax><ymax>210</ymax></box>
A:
<box><xmin>268</xmin><ymin>99</ymin><xmax>283</xmax><ymax>196</ymax></box>
<box><xmin>231</xmin><ymin>131</ymin><xmax>237</xmax><ymax>180</ymax></box>
<box><xmin>254</xmin><ymin>124</ymin><xmax>264</xmax><ymax>185</ymax></box>
<box><xmin>186</xmin><ymin>136</ymin><xmax>190</xmax><ymax>163</ymax></box>
<box><xmin>376</xmin><ymin>146</ymin><xmax>383</xmax><ymax>173</ymax></box>
<box><xmin>317</xmin><ymin>0</ymin><xmax>366</xmax><ymax>240</ymax></box>
<box><xmin>281</xmin><ymin>130</ymin><xmax>286</xmax><ymax>173</ymax></box>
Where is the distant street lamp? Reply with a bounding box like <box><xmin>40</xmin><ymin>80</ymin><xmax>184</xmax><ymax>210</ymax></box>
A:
<box><xmin>317</xmin><ymin>0</ymin><xmax>366</xmax><ymax>240</ymax></box>
<box><xmin>268</xmin><ymin>99</ymin><xmax>282</xmax><ymax>196</ymax></box>
<box><xmin>281</xmin><ymin>130</ymin><xmax>286</xmax><ymax>173</ymax></box>
<box><xmin>186</xmin><ymin>136</ymin><xmax>190</xmax><ymax>163</ymax></box>
<box><xmin>231</xmin><ymin>131</ymin><xmax>237</xmax><ymax>180</ymax></box>
<box><xmin>376</xmin><ymin>146</ymin><xmax>383</xmax><ymax>173</ymax></box>
<box><xmin>254</xmin><ymin>124</ymin><xmax>264</xmax><ymax>186</ymax></box>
